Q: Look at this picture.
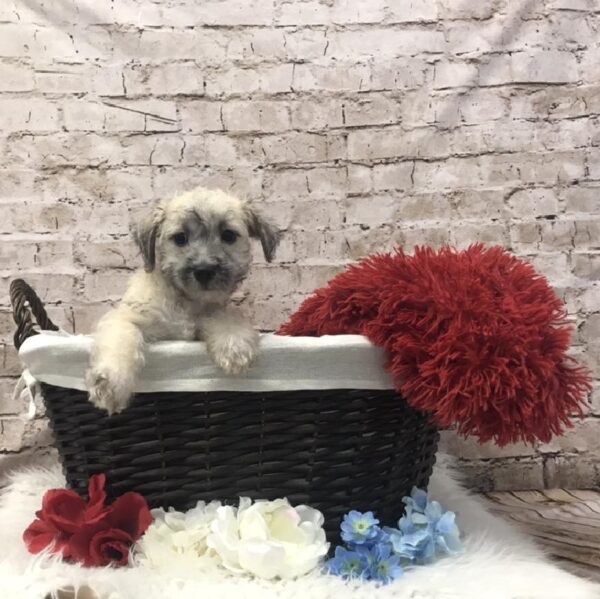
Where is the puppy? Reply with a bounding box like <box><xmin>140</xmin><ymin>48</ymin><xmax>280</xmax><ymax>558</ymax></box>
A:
<box><xmin>86</xmin><ymin>186</ymin><xmax>280</xmax><ymax>414</ymax></box>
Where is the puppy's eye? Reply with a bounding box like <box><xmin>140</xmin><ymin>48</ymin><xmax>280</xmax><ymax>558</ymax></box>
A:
<box><xmin>221</xmin><ymin>229</ymin><xmax>238</xmax><ymax>244</ymax></box>
<box><xmin>172</xmin><ymin>232</ymin><xmax>188</xmax><ymax>247</ymax></box>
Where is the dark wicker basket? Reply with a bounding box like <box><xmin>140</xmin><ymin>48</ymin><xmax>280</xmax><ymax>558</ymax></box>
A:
<box><xmin>10</xmin><ymin>278</ymin><xmax>439</xmax><ymax>540</ymax></box>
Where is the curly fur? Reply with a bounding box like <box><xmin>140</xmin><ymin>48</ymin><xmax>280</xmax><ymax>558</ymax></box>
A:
<box><xmin>278</xmin><ymin>245</ymin><xmax>591</xmax><ymax>445</ymax></box>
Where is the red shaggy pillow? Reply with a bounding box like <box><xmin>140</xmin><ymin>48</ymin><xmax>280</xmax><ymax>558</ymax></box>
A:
<box><xmin>278</xmin><ymin>245</ymin><xmax>591</xmax><ymax>446</ymax></box>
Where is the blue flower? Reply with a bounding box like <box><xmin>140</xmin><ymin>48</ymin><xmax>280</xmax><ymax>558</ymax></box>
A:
<box><xmin>340</xmin><ymin>511</ymin><xmax>380</xmax><ymax>545</ymax></box>
<box><xmin>367</xmin><ymin>543</ymin><xmax>403</xmax><ymax>585</ymax></box>
<box><xmin>389</xmin><ymin>489</ymin><xmax>463</xmax><ymax>563</ymax></box>
<box><xmin>402</xmin><ymin>487</ymin><xmax>429</xmax><ymax>513</ymax></box>
<box><xmin>326</xmin><ymin>546</ymin><xmax>369</xmax><ymax>579</ymax></box>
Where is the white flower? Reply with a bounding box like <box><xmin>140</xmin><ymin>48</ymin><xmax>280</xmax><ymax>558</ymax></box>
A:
<box><xmin>134</xmin><ymin>500</ymin><xmax>222</xmax><ymax>575</ymax></box>
<box><xmin>207</xmin><ymin>497</ymin><xmax>329</xmax><ymax>579</ymax></box>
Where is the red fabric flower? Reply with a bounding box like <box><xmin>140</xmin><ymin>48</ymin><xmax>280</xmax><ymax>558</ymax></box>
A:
<box><xmin>23</xmin><ymin>474</ymin><xmax>152</xmax><ymax>568</ymax></box>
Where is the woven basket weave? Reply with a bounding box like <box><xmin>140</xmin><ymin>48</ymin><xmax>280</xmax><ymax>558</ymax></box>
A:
<box><xmin>10</xmin><ymin>278</ymin><xmax>439</xmax><ymax>540</ymax></box>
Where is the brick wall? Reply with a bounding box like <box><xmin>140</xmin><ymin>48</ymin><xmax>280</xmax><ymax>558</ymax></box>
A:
<box><xmin>0</xmin><ymin>0</ymin><xmax>598</xmax><ymax>491</ymax></box>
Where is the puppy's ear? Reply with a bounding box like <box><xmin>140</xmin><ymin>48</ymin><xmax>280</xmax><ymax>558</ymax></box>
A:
<box><xmin>134</xmin><ymin>206</ymin><xmax>165</xmax><ymax>272</ymax></box>
<box><xmin>243</xmin><ymin>204</ymin><xmax>281</xmax><ymax>263</ymax></box>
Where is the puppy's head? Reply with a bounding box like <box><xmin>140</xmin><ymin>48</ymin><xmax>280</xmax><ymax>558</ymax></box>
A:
<box><xmin>135</xmin><ymin>187</ymin><xmax>280</xmax><ymax>302</ymax></box>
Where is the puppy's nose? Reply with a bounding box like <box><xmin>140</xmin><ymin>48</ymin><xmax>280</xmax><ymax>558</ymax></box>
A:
<box><xmin>193</xmin><ymin>266</ymin><xmax>217</xmax><ymax>285</ymax></box>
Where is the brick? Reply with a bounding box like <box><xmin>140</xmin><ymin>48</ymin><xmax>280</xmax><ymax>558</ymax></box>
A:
<box><xmin>586</xmin><ymin>148</ymin><xmax>600</xmax><ymax>180</ymax></box>
<box><xmin>451</xmin><ymin>222</ymin><xmax>508</xmax><ymax>247</ymax></box>
<box><xmin>0</xmin><ymin>377</ymin><xmax>24</xmax><ymax>416</ymax></box>
<box><xmin>370</xmin><ymin>58</ymin><xmax>429</xmax><ymax>91</ymax></box>
<box><xmin>480</xmin><ymin>51</ymin><xmax>580</xmax><ymax>85</ymax></box>
<box><xmin>479</xmin><ymin>152</ymin><xmax>585</xmax><ymax>186</ymax></box>
<box><xmin>305</xmin><ymin>167</ymin><xmax>347</xmax><ymax>197</ymax></box>
<box><xmin>544</xmin><ymin>455</ymin><xmax>600</xmax><ymax>489</ymax></box>
<box><xmin>195</xmin><ymin>0</ymin><xmax>276</xmax><ymax>26</ymax></box>
<box><xmin>571</xmin><ymin>253</ymin><xmax>600</xmax><ymax>279</ymax></box>
<box><xmin>581</xmin><ymin>313</ymin><xmax>600</xmax><ymax>345</ymax></box>
<box><xmin>373</xmin><ymin>162</ymin><xmax>414</xmax><ymax>191</ymax></box>
<box><xmin>75</xmin><ymin>238</ymin><xmax>139</xmax><ymax>269</ymax></box>
<box><xmin>347</xmin><ymin>165</ymin><xmax>373</xmax><ymax>194</ymax></box>
<box><xmin>346</xmin><ymin>195</ymin><xmax>398</xmax><ymax>227</ymax></box>
<box><xmin>283</xmin><ymin>30</ymin><xmax>328</xmax><ymax>61</ymax></box>
<box><xmin>80</xmin><ymin>272</ymin><xmax>132</xmax><ymax>303</ymax></box>
<box><xmin>152</xmin><ymin>166</ymin><xmax>264</xmax><ymax>200</ymax></box>
<box><xmin>206</xmin><ymin>64</ymin><xmax>294</xmax><ymax>96</ymax></box>
<box><xmin>292</xmin><ymin>63</ymin><xmax>372</xmax><ymax>92</ymax></box>
<box><xmin>222</xmin><ymin>101</ymin><xmax>290</xmax><ymax>132</ymax></box>
<box><xmin>120</xmin><ymin>30</ymin><xmax>223</xmax><ymax>64</ymax></box>
<box><xmin>329</xmin><ymin>29</ymin><xmax>445</xmax><ymax>59</ymax></box>
<box><xmin>342</xmin><ymin>96</ymin><xmax>401</xmax><ymax>127</ymax></box>
<box><xmin>574</xmin><ymin>219</ymin><xmax>600</xmax><ymax>246</ymax></box>
<box><xmin>396</xmin><ymin>193</ymin><xmax>452</xmax><ymax>220</ymax></box>
<box><xmin>387</xmin><ymin>0</ymin><xmax>438</xmax><ymax>22</ymax></box>
<box><xmin>440</xmin><ymin>431</ymin><xmax>536</xmax><ymax>459</ymax></box>
<box><xmin>291</xmin><ymin>198</ymin><xmax>344</xmax><ymax>230</ymax></box>
<box><xmin>290</xmin><ymin>99</ymin><xmax>344</xmax><ymax>131</ymax></box>
<box><xmin>0</xmin><ymin>99</ymin><xmax>59</xmax><ymax>132</ymax></box>
<box><xmin>260</xmin><ymin>132</ymin><xmax>329</xmax><ymax>164</ymax></box>
<box><xmin>529</xmin><ymin>253</ymin><xmax>571</xmax><ymax>283</ymax></box>
<box><xmin>510</xmin><ymin>222</ymin><xmax>542</xmax><ymax>249</ymax></box>
<box><xmin>227</xmin><ymin>29</ymin><xmax>286</xmax><ymax>62</ymax></box>
<box><xmin>580</xmin><ymin>48</ymin><xmax>600</xmax><ymax>83</ymax></box>
<box><xmin>539</xmin><ymin>220</ymin><xmax>578</xmax><ymax>249</ymax></box>
<box><xmin>438</xmin><ymin>0</ymin><xmax>497</xmax><ymax>19</ymax></box>
<box><xmin>458</xmin><ymin>90</ymin><xmax>507</xmax><ymax>124</ymax></box>
<box><xmin>452</xmin><ymin>189</ymin><xmax>506</xmax><ymax>219</ymax></box>
<box><xmin>341</xmin><ymin>226</ymin><xmax>396</xmax><ymax>260</ymax></box>
<box><xmin>506</xmin><ymin>188</ymin><xmax>560</xmax><ymax>218</ymax></box>
<box><xmin>0</xmin><ymin>238</ymin><xmax>73</xmax><ymax>272</ymax></box>
<box><xmin>1</xmin><ymin>343</ymin><xmax>21</xmax><ymax>377</ymax></box>
<box><xmin>123</xmin><ymin>63</ymin><xmax>205</xmax><ymax>97</ymax></box>
<box><xmin>564</xmin><ymin>186</ymin><xmax>600</xmax><ymax>213</ymax></box>
<box><xmin>575</xmin><ymin>283</ymin><xmax>600</xmax><ymax>313</ymax></box>
<box><xmin>539</xmin><ymin>419</ymin><xmax>600</xmax><ymax>454</ymax></box>
<box><xmin>0</xmin><ymin>25</ymin><xmax>35</xmax><ymax>56</ymax></box>
<box><xmin>459</xmin><ymin>459</ymin><xmax>545</xmax><ymax>492</ymax></box>
<box><xmin>434</xmin><ymin>61</ymin><xmax>478</xmax><ymax>90</ymax></box>
<box><xmin>399</xmin><ymin>224</ymin><xmax>453</xmax><ymax>248</ymax></box>
<box><xmin>0</xmin><ymin>62</ymin><xmax>34</xmax><ymax>91</ymax></box>
<box><xmin>412</xmin><ymin>157</ymin><xmax>481</xmax><ymax>191</ymax></box>
<box><xmin>294</xmin><ymin>264</ymin><xmax>346</xmax><ymax>294</ymax></box>
<box><xmin>179</xmin><ymin>101</ymin><xmax>224</xmax><ymax>133</ymax></box>
<box><xmin>591</xmin><ymin>384</ymin><xmax>600</xmax><ymax>416</ymax></box>
<box><xmin>277</xmin><ymin>1</ymin><xmax>330</xmax><ymax>25</ymax></box>
<box><xmin>549</xmin><ymin>0</ymin><xmax>598</xmax><ymax>9</ymax></box>
<box><xmin>330</xmin><ymin>0</ymin><xmax>385</xmax><ymax>24</ymax></box>
<box><xmin>349</xmin><ymin>127</ymin><xmax>450</xmax><ymax>160</ymax></box>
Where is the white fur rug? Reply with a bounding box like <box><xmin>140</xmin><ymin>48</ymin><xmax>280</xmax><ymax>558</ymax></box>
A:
<box><xmin>1</xmin><ymin>458</ymin><xmax>598</xmax><ymax>599</ymax></box>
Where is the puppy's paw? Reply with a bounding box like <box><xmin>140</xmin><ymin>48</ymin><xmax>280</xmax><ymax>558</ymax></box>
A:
<box><xmin>209</xmin><ymin>335</ymin><xmax>257</xmax><ymax>375</ymax></box>
<box><xmin>86</xmin><ymin>368</ymin><xmax>133</xmax><ymax>415</ymax></box>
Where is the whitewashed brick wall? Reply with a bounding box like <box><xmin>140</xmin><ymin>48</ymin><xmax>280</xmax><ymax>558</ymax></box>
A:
<box><xmin>0</xmin><ymin>0</ymin><xmax>598</xmax><ymax>491</ymax></box>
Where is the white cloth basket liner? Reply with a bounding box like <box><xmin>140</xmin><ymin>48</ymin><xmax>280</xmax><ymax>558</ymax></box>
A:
<box><xmin>18</xmin><ymin>332</ymin><xmax>395</xmax><ymax>393</ymax></box>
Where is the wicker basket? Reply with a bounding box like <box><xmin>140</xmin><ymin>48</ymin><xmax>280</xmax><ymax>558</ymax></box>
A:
<box><xmin>10</xmin><ymin>278</ymin><xmax>439</xmax><ymax>540</ymax></box>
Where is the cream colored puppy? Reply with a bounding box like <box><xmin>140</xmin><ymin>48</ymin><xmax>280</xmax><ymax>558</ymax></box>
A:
<box><xmin>86</xmin><ymin>187</ymin><xmax>280</xmax><ymax>414</ymax></box>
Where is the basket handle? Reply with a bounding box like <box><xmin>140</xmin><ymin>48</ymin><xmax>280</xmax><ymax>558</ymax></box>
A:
<box><xmin>10</xmin><ymin>279</ymin><xmax>59</xmax><ymax>350</ymax></box>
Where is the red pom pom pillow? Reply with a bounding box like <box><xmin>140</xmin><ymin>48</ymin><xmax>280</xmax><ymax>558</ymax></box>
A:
<box><xmin>278</xmin><ymin>245</ymin><xmax>591</xmax><ymax>446</ymax></box>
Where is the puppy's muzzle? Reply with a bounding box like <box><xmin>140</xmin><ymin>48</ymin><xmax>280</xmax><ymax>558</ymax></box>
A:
<box><xmin>194</xmin><ymin>265</ymin><xmax>218</xmax><ymax>286</ymax></box>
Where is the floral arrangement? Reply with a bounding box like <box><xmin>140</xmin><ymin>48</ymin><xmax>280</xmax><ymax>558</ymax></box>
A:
<box><xmin>24</xmin><ymin>476</ymin><xmax>462</xmax><ymax>585</ymax></box>
<box><xmin>327</xmin><ymin>488</ymin><xmax>463</xmax><ymax>584</ymax></box>
<box><xmin>136</xmin><ymin>497</ymin><xmax>329</xmax><ymax>579</ymax></box>
<box><xmin>23</xmin><ymin>474</ymin><xmax>152</xmax><ymax>567</ymax></box>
